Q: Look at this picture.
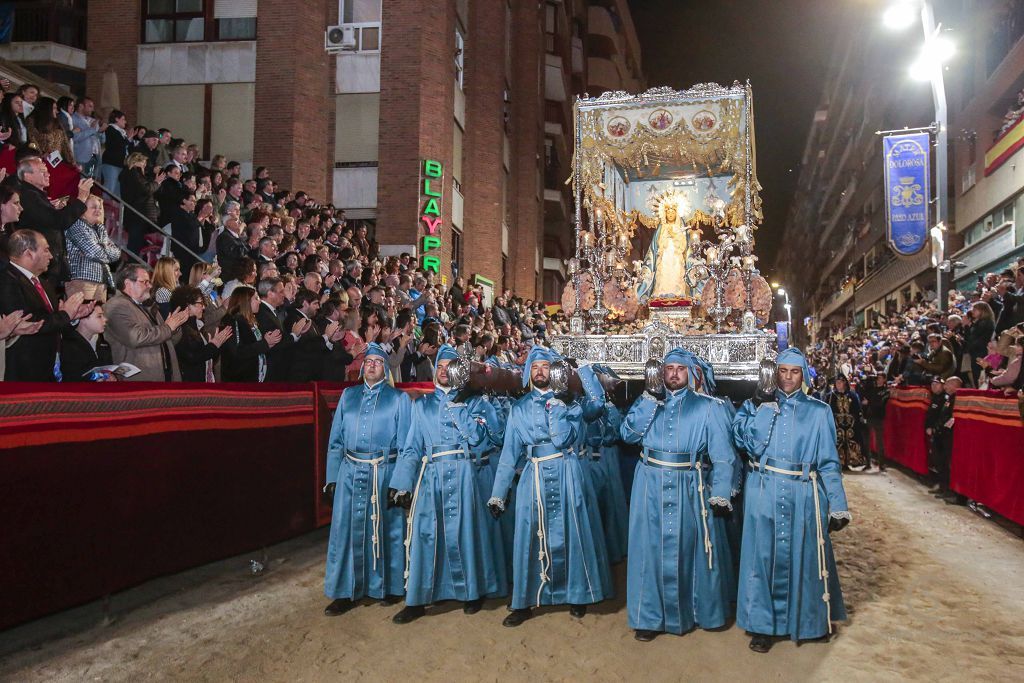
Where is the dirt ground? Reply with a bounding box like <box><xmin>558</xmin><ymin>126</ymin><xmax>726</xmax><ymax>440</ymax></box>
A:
<box><xmin>2</xmin><ymin>468</ymin><xmax>1024</xmax><ymax>682</ymax></box>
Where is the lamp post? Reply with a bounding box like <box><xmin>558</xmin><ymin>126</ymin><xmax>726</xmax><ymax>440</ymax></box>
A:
<box><xmin>776</xmin><ymin>286</ymin><xmax>793</xmax><ymax>342</ymax></box>
<box><xmin>884</xmin><ymin>0</ymin><xmax>952</xmax><ymax>311</ymax></box>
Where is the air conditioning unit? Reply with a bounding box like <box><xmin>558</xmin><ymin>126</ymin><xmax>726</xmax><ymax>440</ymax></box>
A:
<box><xmin>325</xmin><ymin>25</ymin><xmax>357</xmax><ymax>52</ymax></box>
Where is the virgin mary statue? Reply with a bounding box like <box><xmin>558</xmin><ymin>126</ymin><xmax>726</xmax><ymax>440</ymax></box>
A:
<box><xmin>636</xmin><ymin>198</ymin><xmax>692</xmax><ymax>301</ymax></box>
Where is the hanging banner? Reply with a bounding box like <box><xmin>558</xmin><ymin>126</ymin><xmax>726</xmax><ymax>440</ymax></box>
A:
<box><xmin>775</xmin><ymin>321</ymin><xmax>789</xmax><ymax>351</ymax></box>
<box><xmin>883</xmin><ymin>133</ymin><xmax>930</xmax><ymax>256</ymax></box>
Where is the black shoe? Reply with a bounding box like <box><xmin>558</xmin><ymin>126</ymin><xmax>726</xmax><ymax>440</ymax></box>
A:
<box><xmin>463</xmin><ymin>598</ymin><xmax>484</xmax><ymax>615</ymax></box>
<box><xmin>323</xmin><ymin>598</ymin><xmax>356</xmax><ymax>617</ymax></box>
<box><xmin>502</xmin><ymin>608</ymin><xmax>532</xmax><ymax>627</ymax></box>
<box><xmin>749</xmin><ymin>633</ymin><xmax>774</xmax><ymax>653</ymax></box>
<box><xmin>569</xmin><ymin>604</ymin><xmax>587</xmax><ymax>619</ymax></box>
<box><xmin>392</xmin><ymin>605</ymin><xmax>426</xmax><ymax>624</ymax></box>
<box><xmin>380</xmin><ymin>594</ymin><xmax>402</xmax><ymax>606</ymax></box>
<box><xmin>634</xmin><ymin>629</ymin><xmax>659</xmax><ymax>642</ymax></box>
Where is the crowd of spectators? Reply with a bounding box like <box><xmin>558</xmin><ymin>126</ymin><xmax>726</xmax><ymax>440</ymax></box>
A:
<box><xmin>0</xmin><ymin>85</ymin><xmax>568</xmax><ymax>384</ymax></box>
<box><xmin>803</xmin><ymin>265</ymin><xmax>1024</xmax><ymax>512</ymax></box>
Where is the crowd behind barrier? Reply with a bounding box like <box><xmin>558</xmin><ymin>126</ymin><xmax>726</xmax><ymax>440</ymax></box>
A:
<box><xmin>806</xmin><ymin>272</ymin><xmax>1024</xmax><ymax>519</ymax></box>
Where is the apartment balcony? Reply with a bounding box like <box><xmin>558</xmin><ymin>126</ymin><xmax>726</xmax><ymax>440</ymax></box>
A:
<box><xmin>544</xmin><ymin>53</ymin><xmax>568</xmax><ymax>103</ymax></box>
<box><xmin>587</xmin><ymin>56</ymin><xmax>620</xmax><ymax>94</ymax></box>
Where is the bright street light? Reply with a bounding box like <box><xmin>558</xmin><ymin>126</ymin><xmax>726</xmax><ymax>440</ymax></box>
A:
<box><xmin>883</xmin><ymin>1</ymin><xmax>917</xmax><ymax>30</ymax></box>
<box><xmin>777</xmin><ymin>287</ymin><xmax>786</xmax><ymax>296</ymax></box>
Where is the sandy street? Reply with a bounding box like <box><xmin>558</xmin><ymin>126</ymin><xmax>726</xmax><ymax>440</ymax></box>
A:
<box><xmin>2</xmin><ymin>468</ymin><xmax>1023</xmax><ymax>682</ymax></box>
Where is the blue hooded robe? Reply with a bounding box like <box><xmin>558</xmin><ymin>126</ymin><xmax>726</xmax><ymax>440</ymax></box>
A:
<box><xmin>390</xmin><ymin>345</ymin><xmax>507</xmax><ymax>605</ymax></box>
<box><xmin>620</xmin><ymin>348</ymin><xmax>738</xmax><ymax>634</ymax></box>
<box><xmin>576</xmin><ymin>370</ymin><xmax>629</xmax><ymax>565</ymax></box>
<box><xmin>731</xmin><ymin>348</ymin><xmax>850</xmax><ymax>640</ymax></box>
<box><xmin>490</xmin><ymin>348</ymin><xmax>613</xmax><ymax>609</ymax></box>
<box><xmin>324</xmin><ymin>344</ymin><xmax>413</xmax><ymax>601</ymax></box>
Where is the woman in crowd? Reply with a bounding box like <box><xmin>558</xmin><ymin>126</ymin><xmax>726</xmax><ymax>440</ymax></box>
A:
<box><xmin>169</xmin><ymin>285</ymin><xmax>232</xmax><ymax>382</ymax></box>
<box><xmin>991</xmin><ymin>334</ymin><xmax>1023</xmax><ymax>390</ymax></box>
<box><xmin>218</xmin><ymin>286</ymin><xmax>282</xmax><ymax>382</ymax></box>
<box><xmin>59</xmin><ymin>304</ymin><xmax>113</xmax><ymax>382</ymax></box>
<box><xmin>152</xmin><ymin>256</ymin><xmax>181</xmax><ymax>317</ymax></box>
<box><xmin>188</xmin><ymin>261</ymin><xmax>225</xmax><ymax>327</ymax></box>
<box><xmin>965</xmin><ymin>301</ymin><xmax>996</xmax><ymax>386</ymax></box>
<box><xmin>194</xmin><ymin>197</ymin><xmax>218</xmax><ymax>258</ymax></box>
<box><xmin>221</xmin><ymin>256</ymin><xmax>257</xmax><ymax>299</ymax></box>
<box><xmin>119</xmin><ymin>152</ymin><xmax>163</xmax><ymax>256</ymax></box>
<box><xmin>25</xmin><ymin>96</ymin><xmax>73</xmax><ymax>164</ymax></box>
<box><xmin>0</xmin><ymin>92</ymin><xmax>28</xmax><ymax>147</ymax></box>
<box><xmin>0</xmin><ymin>183</ymin><xmax>23</xmax><ymax>260</ymax></box>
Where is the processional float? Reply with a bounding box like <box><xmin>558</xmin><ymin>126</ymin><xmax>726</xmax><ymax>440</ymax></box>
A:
<box><xmin>550</xmin><ymin>82</ymin><xmax>777</xmax><ymax>384</ymax></box>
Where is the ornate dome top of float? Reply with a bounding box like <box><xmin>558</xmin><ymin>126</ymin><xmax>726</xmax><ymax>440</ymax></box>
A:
<box><xmin>554</xmin><ymin>82</ymin><xmax>775</xmax><ymax>381</ymax></box>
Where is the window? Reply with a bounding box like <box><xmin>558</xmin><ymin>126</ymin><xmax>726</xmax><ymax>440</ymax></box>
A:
<box><xmin>451</xmin><ymin>229</ymin><xmax>463</xmax><ymax>280</ymax></box>
<box><xmin>341</xmin><ymin>0</ymin><xmax>382</xmax><ymax>23</ymax></box>
<box><xmin>143</xmin><ymin>0</ymin><xmax>206</xmax><ymax>43</ymax></box>
<box><xmin>454</xmin><ymin>28</ymin><xmax>465</xmax><ymax>90</ymax></box>
<box><xmin>214</xmin><ymin>0</ymin><xmax>258</xmax><ymax>40</ymax></box>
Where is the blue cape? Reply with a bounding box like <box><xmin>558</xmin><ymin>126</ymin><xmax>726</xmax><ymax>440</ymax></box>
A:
<box><xmin>776</xmin><ymin>347</ymin><xmax>812</xmax><ymax>388</ymax></box>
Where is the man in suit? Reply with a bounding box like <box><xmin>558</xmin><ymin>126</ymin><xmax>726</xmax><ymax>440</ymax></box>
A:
<box><xmin>104</xmin><ymin>263</ymin><xmax>189</xmax><ymax>382</ymax></box>
<box><xmin>169</xmin><ymin>192</ymin><xmax>202</xmax><ymax>277</ymax></box>
<box><xmin>16</xmin><ymin>155</ymin><xmax>93</xmax><ymax>283</ymax></box>
<box><xmin>0</xmin><ymin>230</ymin><xmax>90</xmax><ymax>381</ymax></box>
<box><xmin>216</xmin><ymin>216</ymin><xmax>249</xmax><ymax>276</ymax></box>
<box><xmin>285</xmin><ymin>289</ymin><xmax>349</xmax><ymax>382</ymax></box>
<box><xmin>256</xmin><ymin>276</ymin><xmax>308</xmax><ymax>382</ymax></box>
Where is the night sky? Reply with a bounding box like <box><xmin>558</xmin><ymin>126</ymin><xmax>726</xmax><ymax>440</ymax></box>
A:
<box><xmin>628</xmin><ymin>0</ymin><xmax>844</xmax><ymax>280</ymax></box>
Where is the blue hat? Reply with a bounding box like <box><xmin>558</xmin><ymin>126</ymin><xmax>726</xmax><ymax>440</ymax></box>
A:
<box><xmin>523</xmin><ymin>345</ymin><xmax>557</xmax><ymax>388</ymax></box>
<box><xmin>693</xmin><ymin>356</ymin><xmax>717</xmax><ymax>394</ymax></box>
<box><xmin>663</xmin><ymin>348</ymin><xmax>702</xmax><ymax>391</ymax></box>
<box><xmin>434</xmin><ymin>343</ymin><xmax>461</xmax><ymax>378</ymax></box>
<box><xmin>360</xmin><ymin>342</ymin><xmax>393</xmax><ymax>385</ymax></box>
<box><xmin>776</xmin><ymin>347</ymin><xmax>812</xmax><ymax>388</ymax></box>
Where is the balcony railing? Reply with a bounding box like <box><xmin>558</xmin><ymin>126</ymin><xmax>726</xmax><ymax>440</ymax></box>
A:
<box><xmin>12</xmin><ymin>4</ymin><xmax>87</xmax><ymax>50</ymax></box>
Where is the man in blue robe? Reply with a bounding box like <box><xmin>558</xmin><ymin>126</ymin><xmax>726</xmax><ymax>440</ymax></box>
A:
<box><xmin>732</xmin><ymin>347</ymin><xmax>851</xmax><ymax>653</ymax></box>
<box><xmin>579</xmin><ymin>391</ymin><xmax>629</xmax><ymax>564</ymax></box>
<box><xmin>388</xmin><ymin>345</ymin><xmax>507</xmax><ymax>623</ymax></box>
<box><xmin>620</xmin><ymin>348</ymin><xmax>738</xmax><ymax>641</ymax></box>
<box><xmin>323</xmin><ymin>344</ymin><xmax>412</xmax><ymax>616</ymax></box>
<box><xmin>693</xmin><ymin>355</ymin><xmax>743</xmax><ymax>579</ymax></box>
<box><xmin>488</xmin><ymin>347</ymin><xmax>612</xmax><ymax>626</ymax></box>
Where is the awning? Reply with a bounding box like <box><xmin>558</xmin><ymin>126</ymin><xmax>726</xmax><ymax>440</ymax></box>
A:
<box><xmin>854</xmin><ymin>249</ymin><xmax>930</xmax><ymax>310</ymax></box>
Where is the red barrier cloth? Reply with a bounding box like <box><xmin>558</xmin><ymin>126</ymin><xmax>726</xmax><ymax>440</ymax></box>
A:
<box><xmin>0</xmin><ymin>382</ymin><xmax>316</xmax><ymax>631</ymax></box>
<box><xmin>882</xmin><ymin>387</ymin><xmax>930</xmax><ymax>475</ymax></box>
<box><xmin>0</xmin><ymin>381</ymin><xmax>314</xmax><ymax>449</ymax></box>
<box><xmin>950</xmin><ymin>389</ymin><xmax>1024</xmax><ymax>525</ymax></box>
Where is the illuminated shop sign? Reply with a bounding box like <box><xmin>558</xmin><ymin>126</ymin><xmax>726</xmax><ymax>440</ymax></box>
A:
<box><xmin>420</xmin><ymin>159</ymin><xmax>444</xmax><ymax>273</ymax></box>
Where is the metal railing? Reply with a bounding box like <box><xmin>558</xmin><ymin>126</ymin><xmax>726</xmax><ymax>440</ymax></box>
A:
<box><xmin>90</xmin><ymin>177</ymin><xmax>208</xmax><ymax>270</ymax></box>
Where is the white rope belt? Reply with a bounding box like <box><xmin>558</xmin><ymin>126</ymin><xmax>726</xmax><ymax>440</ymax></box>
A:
<box><xmin>530</xmin><ymin>451</ymin><xmax>563</xmax><ymax>606</ymax></box>
<box><xmin>749</xmin><ymin>460</ymin><xmax>832</xmax><ymax>633</ymax></box>
<box><xmin>402</xmin><ymin>448</ymin><xmax>467</xmax><ymax>589</ymax></box>
<box><xmin>643</xmin><ymin>457</ymin><xmax>713</xmax><ymax>569</ymax></box>
<box><xmin>403</xmin><ymin>456</ymin><xmax>429</xmax><ymax>589</ymax></box>
<box><xmin>346</xmin><ymin>452</ymin><xmax>389</xmax><ymax>571</ymax></box>
<box><xmin>430</xmin><ymin>449</ymin><xmax>464</xmax><ymax>459</ymax></box>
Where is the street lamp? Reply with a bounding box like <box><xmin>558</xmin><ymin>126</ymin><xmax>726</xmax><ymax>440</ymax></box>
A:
<box><xmin>884</xmin><ymin>0</ymin><xmax>953</xmax><ymax>311</ymax></box>
<box><xmin>776</xmin><ymin>287</ymin><xmax>793</xmax><ymax>342</ymax></box>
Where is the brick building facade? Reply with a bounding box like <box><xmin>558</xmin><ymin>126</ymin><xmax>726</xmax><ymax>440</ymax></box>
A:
<box><xmin>80</xmin><ymin>0</ymin><xmax>643</xmax><ymax>301</ymax></box>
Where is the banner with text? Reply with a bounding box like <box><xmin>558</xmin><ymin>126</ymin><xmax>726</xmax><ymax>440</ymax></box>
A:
<box><xmin>883</xmin><ymin>132</ymin><xmax>930</xmax><ymax>256</ymax></box>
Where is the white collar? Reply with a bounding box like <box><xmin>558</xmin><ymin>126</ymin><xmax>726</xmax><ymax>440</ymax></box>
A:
<box><xmin>261</xmin><ymin>300</ymin><xmax>276</xmax><ymax>313</ymax></box>
<box><xmin>10</xmin><ymin>261</ymin><xmax>37</xmax><ymax>282</ymax></box>
<box><xmin>108</xmin><ymin>123</ymin><xmax>127</xmax><ymax>136</ymax></box>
